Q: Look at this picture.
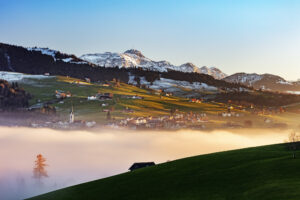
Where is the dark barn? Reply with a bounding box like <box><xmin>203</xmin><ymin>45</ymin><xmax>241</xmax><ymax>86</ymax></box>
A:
<box><xmin>129</xmin><ymin>162</ymin><xmax>156</xmax><ymax>171</ymax></box>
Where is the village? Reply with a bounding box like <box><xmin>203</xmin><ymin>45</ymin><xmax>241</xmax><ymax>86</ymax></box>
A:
<box><xmin>105</xmin><ymin>109</ymin><xmax>287</xmax><ymax>130</ymax></box>
<box><xmin>22</xmin><ymin>78</ymin><xmax>290</xmax><ymax>131</ymax></box>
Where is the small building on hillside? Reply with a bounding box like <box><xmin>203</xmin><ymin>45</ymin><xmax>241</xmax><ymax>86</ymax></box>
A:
<box><xmin>189</xmin><ymin>98</ymin><xmax>202</xmax><ymax>103</ymax></box>
<box><xmin>96</xmin><ymin>93</ymin><xmax>113</xmax><ymax>100</ymax></box>
<box><xmin>55</xmin><ymin>90</ymin><xmax>71</xmax><ymax>99</ymax></box>
<box><xmin>87</xmin><ymin>96</ymin><xmax>97</xmax><ymax>100</ymax></box>
<box><xmin>129</xmin><ymin>162</ymin><xmax>156</xmax><ymax>171</ymax></box>
<box><xmin>85</xmin><ymin>78</ymin><xmax>91</xmax><ymax>83</ymax></box>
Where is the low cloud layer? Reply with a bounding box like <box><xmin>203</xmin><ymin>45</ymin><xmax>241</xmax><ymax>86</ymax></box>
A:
<box><xmin>0</xmin><ymin>127</ymin><xmax>289</xmax><ymax>199</ymax></box>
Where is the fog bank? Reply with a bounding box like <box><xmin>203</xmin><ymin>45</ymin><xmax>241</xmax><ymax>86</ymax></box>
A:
<box><xmin>0</xmin><ymin>127</ymin><xmax>288</xmax><ymax>199</ymax></box>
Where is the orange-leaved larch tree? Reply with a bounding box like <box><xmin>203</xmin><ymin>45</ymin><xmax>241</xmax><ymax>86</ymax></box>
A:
<box><xmin>33</xmin><ymin>154</ymin><xmax>48</xmax><ymax>184</ymax></box>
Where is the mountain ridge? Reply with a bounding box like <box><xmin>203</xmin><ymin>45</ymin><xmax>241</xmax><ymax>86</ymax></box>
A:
<box><xmin>80</xmin><ymin>49</ymin><xmax>227</xmax><ymax>79</ymax></box>
<box><xmin>0</xmin><ymin>42</ymin><xmax>248</xmax><ymax>93</ymax></box>
<box><xmin>2</xmin><ymin>42</ymin><xmax>300</xmax><ymax>93</ymax></box>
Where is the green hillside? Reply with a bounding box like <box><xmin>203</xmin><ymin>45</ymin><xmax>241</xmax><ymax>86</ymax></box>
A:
<box><xmin>21</xmin><ymin>75</ymin><xmax>227</xmax><ymax>118</ymax></box>
<box><xmin>28</xmin><ymin>143</ymin><xmax>300</xmax><ymax>200</ymax></box>
<box><xmin>18</xmin><ymin>75</ymin><xmax>300</xmax><ymax>129</ymax></box>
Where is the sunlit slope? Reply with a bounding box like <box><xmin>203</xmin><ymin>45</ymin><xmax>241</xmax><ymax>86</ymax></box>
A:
<box><xmin>20</xmin><ymin>75</ymin><xmax>228</xmax><ymax>122</ymax></box>
<box><xmin>28</xmin><ymin>144</ymin><xmax>300</xmax><ymax>200</ymax></box>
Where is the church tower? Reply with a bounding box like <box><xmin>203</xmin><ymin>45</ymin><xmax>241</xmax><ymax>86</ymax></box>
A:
<box><xmin>70</xmin><ymin>105</ymin><xmax>74</xmax><ymax>123</ymax></box>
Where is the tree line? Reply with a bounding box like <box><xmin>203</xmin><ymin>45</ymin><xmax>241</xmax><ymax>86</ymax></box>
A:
<box><xmin>0</xmin><ymin>79</ymin><xmax>31</xmax><ymax>110</ymax></box>
<box><xmin>215</xmin><ymin>91</ymin><xmax>300</xmax><ymax>107</ymax></box>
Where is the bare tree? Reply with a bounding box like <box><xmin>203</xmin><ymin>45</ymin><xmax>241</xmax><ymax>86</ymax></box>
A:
<box><xmin>33</xmin><ymin>154</ymin><xmax>48</xmax><ymax>185</ymax></box>
<box><xmin>287</xmin><ymin>131</ymin><xmax>300</xmax><ymax>159</ymax></box>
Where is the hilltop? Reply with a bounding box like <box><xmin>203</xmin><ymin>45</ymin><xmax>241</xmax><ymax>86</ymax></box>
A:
<box><xmin>28</xmin><ymin>143</ymin><xmax>300</xmax><ymax>200</ymax></box>
<box><xmin>224</xmin><ymin>73</ymin><xmax>300</xmax><ymax>92</ymax></box>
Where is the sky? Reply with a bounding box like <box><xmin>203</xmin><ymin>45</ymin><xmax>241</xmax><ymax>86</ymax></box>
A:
<box><xmin>1</xmin><ymin>0</ymin><xmax>300</xmax><ymax>80</ymax></box>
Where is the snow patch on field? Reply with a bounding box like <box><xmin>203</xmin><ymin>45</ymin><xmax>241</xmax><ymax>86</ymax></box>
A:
<box><xmin>277</xmin><ymin>80</ymin><xmax>293</xmax><ymax>85</ymax></box>
<box><xmin>0</xmin><ymin>71</ymin><xmax>52</xmax><ymax>82</ymax></box>
<box><xmin>128</xmin><ymin>75</ymin><xmax>218</xmax><ymax>92</ymax></box>
<box><xmin>286</xmin><ymin>91</ymin><xmax>300</xmax><ymax>95</ymax></box>
<box><xmin>150</xmin><ymin>78</ymin><xmax>218</xmax><ymax>91</ymax></box>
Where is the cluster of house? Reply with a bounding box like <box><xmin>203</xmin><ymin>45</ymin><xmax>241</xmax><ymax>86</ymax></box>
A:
<box><xmin>31</xmin><ymin>120</ymin><xmax>96</xmax><ymax>129</ymax></box>
<box><xmin>112</xmin><ymin>113</ymin><xmax>209</xmax><ymax>130</ymax></box>
<box><xmin>189</xmin><ymin>98</ymin><xmax>203</xmax><ymax>103</ymax></box>
<box><xmin>122</xmin><ymin>107</ymin><xmax>134</xmax><ymax>113</ymax></box>
<box><xmin>87</xmin><ymin>93</ymin><xmax>145</xmax><ymax>101</ymax></box>
<box><xmin>31</xmin><ymin>106</ymin><xmax>96</xmax><ymax>129</ymax></box>
<box><xmin>87</xmin><ymin>93</ymin><xmax>114</xmax><ymax>101</ymax></box>
<box><xmin>55</xmin><ymin>90</ymin><xmax>72</xmax><ymax>99</ymax></box>
<box><xmin>250</xmin><ymin>107</ymin><xmax>286</xmax><ymax>115</ymax></box>
<box><xmin>123</xmin><ymin>95</ymin><xmax>144</xmax><ymax>99</ymax></box>
<box><xmin>218</xmin><ymin>112</ymin><xmax>244</xmax><ymax>118</ymax></box>
<box><xmin>68</xmin><ymin>78</ymin><xmax>90</xmax><ymax>85</ymax></box>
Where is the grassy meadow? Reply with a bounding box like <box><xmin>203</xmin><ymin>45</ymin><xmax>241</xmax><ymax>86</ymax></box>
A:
<box><xmin>19</xmin><ymin>75</ymin><xmax>300</xmax><ymax>129</ymax></box>
<box><xmin>28</xmin><ymin>143</ymin><xmax>300</xmax><ymax>200</ymax></box>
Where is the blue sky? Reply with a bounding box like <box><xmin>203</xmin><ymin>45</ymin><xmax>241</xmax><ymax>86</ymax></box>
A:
<box><xmin>1</xmin><ymin>0</ymin><xmax>300</xmax><ymax>80</ymax></box>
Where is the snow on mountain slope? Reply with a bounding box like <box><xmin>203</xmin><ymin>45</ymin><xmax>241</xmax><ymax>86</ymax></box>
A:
<box><xmin>200</xmin><ymin>66</ymin><xmax>227</xmax><ymax>79</ymax></box>
<box><xmin>27</xmin><ymin>47</ymin><xmax>58</xmax><ymax>61</ymax></box>
<box><xmin>223</xmin><ymin>73</ymin><xmax>300</xmax><ymax>92</ymax></box>
<box><xmin>223</xmin><ymin>73</ymin><xmax>263</xmax><ymax>86</ymax></box>
<box><xmin>27</xmin><ymin>47</ymin><xmax>88</xmax><ymax>64</ymax></box>
<box><xmin>80</xmin><ymin>50</ymin><xmax>226</xmax><ymax>79</ymax></box>
<box><xmin>178</xmin><ymin>63</ymin><xmax>201</xmax><ymax>73</ymax></box>
<box><xmin>80</xmin><ymin>50</ymin><xmax>175</xmax><ymax>72</ymax></box>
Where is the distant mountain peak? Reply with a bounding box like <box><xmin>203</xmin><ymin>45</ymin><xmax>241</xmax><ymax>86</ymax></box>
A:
<box><xmin>199</xmin><ymin>66</ymin><xmax>227</xmax><ymax>79</ymax></box>
<box><xmin>124</xmin><ymin>49</ymin><xmax>144</xmax><ymax>58</ymax></box>
<box><xmin>80</xmin><ymin>50</ymin><xmax>227</xmax><ymax>79</ymax></box>
<box><xmin>181</xmin><ymin>62</ymin><xmax>197</xmax><ymax>68</ymax></box>
<box><xmin>178</xmin><ymin>62</ymin><xmax>200</xmax><ymax>73</ymax></box>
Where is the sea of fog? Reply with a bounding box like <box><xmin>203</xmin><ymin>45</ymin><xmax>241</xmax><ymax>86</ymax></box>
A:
<box><xmin>0</xmin><ymin>127</ymin><xmax>289</xmax><ymax>199</ymax></box>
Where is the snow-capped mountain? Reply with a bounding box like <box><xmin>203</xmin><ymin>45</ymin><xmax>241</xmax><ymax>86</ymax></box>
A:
<box><xmin>223</xmin><ymin>73</ymin><xmax>300</xmax><ymax>92</ymax></box>
<box><xmin>178</xmin><ymin>62</ymin><xmax>200</xmax><ymax>73</ymax></box>
<box><xmin>80</xmin><ymin>49</ymin><xmax>176</xmax><ymax>72</ymax></box>
<box><xmin>200</xmin><ymin>66</ymin><xmax>227</xmax><ymax>79</ymax></box>
<box><xmin>80</xmin><ymin>49</ymin><xmax>226</xmax><ymax>79</ymax></box>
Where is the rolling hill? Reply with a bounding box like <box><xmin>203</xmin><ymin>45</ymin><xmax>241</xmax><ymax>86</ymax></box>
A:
<box><xmin>223</xmin><ymin>73</ymin><xmax>300</xmax><ymax>92</ymax></box>
<box><xmin>27</xmin><ymin>143</ymin><xmax>300</xmax><ymax>200</ymax></box>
